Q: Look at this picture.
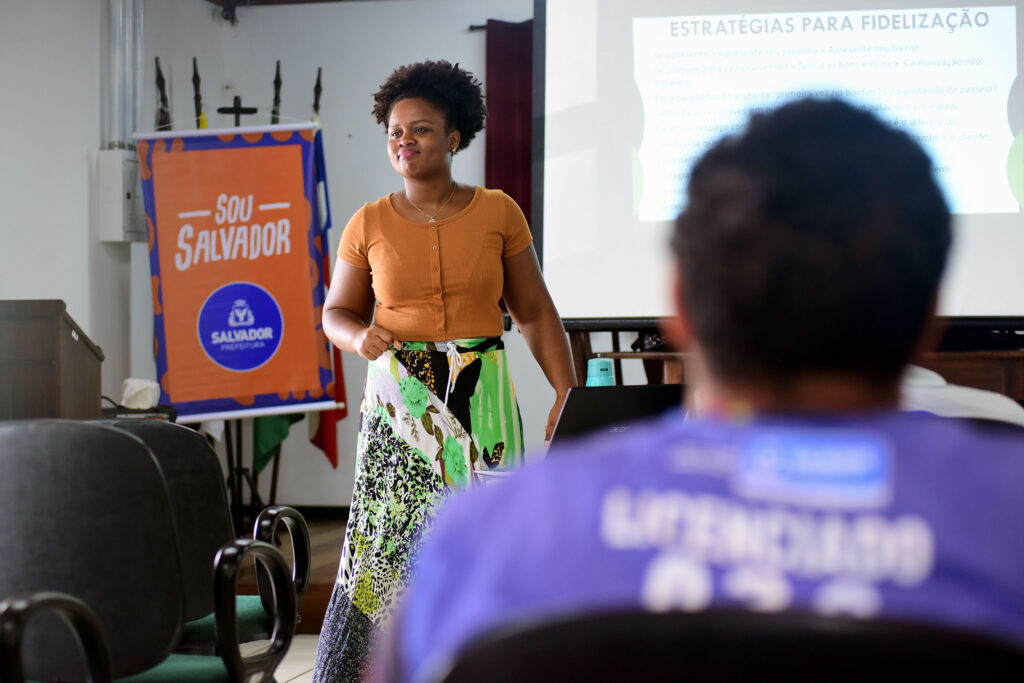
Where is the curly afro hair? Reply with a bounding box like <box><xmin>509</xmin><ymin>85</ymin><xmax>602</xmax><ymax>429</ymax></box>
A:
<box><xmin>372</xmin><ymin>60</ymin><xmax>486</xmax><ymax>152</ymax></box>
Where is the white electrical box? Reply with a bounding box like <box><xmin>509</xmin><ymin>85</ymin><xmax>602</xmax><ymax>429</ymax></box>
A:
<box><xmin>96</xmin><ymin>149</ymin><xmax>147</xmax><ymax>242</ymax></box>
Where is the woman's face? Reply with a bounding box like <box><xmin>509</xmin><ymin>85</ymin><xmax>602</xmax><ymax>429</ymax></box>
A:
<box><xmin>387</xmin><ymin>97</ymin><xmax>460</xmax><ymax>180</ymax></box>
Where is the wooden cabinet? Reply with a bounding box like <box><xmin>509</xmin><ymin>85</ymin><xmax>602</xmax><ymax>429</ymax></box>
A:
<box><xmin>0</xmin><ymin>300</ymin><xmax>105</xmax><ymax>419</ymax></box>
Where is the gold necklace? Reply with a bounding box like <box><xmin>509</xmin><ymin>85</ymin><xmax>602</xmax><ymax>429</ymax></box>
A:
<box><xmin>406</xmin><ymin>183</ymin><xmax>456</xmax><ymax>222</ymax></box>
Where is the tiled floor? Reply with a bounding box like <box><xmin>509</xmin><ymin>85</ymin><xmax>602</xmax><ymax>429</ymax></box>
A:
<box><xmin>277</xmin><ymin>634</ymin><xmax>320</xmax><ymax>681</ymax></box>
<box><xmin>242</xmin><ymin>633</ymin><xmax>320</xmax><ymax>682</ymax></box>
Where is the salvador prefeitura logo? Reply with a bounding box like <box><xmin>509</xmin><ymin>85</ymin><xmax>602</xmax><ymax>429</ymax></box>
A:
<box><xmin>198</xmin><ymin>282</ymin><xmax>284</xmax><ymax>371</ymax></box>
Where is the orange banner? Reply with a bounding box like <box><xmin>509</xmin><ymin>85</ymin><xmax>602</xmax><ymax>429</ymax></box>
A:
<box><xmin>138</xmin><ymin>125</ymin><xmax>335</xmax><ymax>419</ymax></box>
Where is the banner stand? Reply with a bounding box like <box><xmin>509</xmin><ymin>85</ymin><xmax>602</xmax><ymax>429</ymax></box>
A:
<box><xmin>224</xmin><ymin>418</ymin><xmax>261</xmax><ymax>535</ymax></box>
<box><xmin>136</xmin><ymin>120</ymin><xmax>339</xmax><ymax>535</ymax></box>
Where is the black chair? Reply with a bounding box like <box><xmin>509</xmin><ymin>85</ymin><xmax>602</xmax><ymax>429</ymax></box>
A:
<box><xmin>99</xmin><ymin>419</ymin><xmax>310</xmax><ymax>650</ymax></box>
<box><xmin>426</xmin><ymin>609</ymin><xmax>1024</xmax><ymax>682</ymax></box>
<box><xmin>0</xmin><ymin>592</ymin><xmax>111</xmax><ymax>682</ymax></box>
<box><xmin>0</xmin><ymin>420</ymin><xmax>296</xmax><ymax>681</ymax></box>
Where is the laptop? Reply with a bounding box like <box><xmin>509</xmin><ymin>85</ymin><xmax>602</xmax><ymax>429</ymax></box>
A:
<box><xmin>548</xmin><ymin>384</ymin><xmax>685</xmax><ymax>447</ymax></box>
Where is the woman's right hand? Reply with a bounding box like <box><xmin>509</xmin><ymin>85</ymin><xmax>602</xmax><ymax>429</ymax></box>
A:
<box><xmin>354</xmin><ymin>324</ymin><xmax>402</xmax><ymax>360</ymax></box>
<box><xmin>323</xmin><ymin>259</ymin><xmax>402</xmax><ymax>359</ymax></box>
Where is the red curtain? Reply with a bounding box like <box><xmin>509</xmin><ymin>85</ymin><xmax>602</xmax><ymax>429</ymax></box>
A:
<box><xmin>485</xmin><ymin>19</ymin><xmax>533</xmax><ymax>226</ymax></box>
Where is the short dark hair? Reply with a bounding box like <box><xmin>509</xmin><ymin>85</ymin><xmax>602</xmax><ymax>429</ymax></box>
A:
<box><xmin>372</xmin><ymin>60</ymin><xmax>486</xmax><ymax>152</ymax></box>
<box><xmin>673</xmin><ymin>98</ymin><xmax>951</xmax><ymax>387</ymax></box>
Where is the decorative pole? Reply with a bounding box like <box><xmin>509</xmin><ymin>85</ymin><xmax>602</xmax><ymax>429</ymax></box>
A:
<box><xmin>155</xmin><ymin>57</ymin><xmax>171</xmax><ymax>131</ymax></box>
<box><xmin>192</xmin><ymin>57</ymin><xmax>207</xmax><ymax>129</ymax></box>
<box><xmin>313</xmin><ymin>67</ymin><xmax>322</xmax><ymax>124</ymax></box>
<box><xmin>271</xmin><ymin>60</ymin><xmax>282</xmax><ymax>125</ymax></box>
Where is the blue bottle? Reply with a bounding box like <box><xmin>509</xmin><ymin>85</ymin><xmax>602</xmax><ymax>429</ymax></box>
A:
<box><xmin>586</xmin><ymin>358</ymin><xmax>615</xmax><ymax>387</ymax></box>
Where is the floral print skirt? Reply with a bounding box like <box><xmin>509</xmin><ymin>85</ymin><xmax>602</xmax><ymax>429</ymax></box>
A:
<box><xmin>313</xmin><ymin>337</ymin><xmax>524</xmax><ymax>682</ymax></box>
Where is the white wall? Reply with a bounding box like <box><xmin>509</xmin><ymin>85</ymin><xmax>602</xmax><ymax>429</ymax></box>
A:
<box><xmin>0</xmin><ymin>0</ymin><xmax>567</xmax><ymax>507</ymax></box>
<box><xmin>0</xmin><ymin>0</ymin><xmax>132</xmax><ymax>398</ymax></box>
<box><xmin>138</xmin><ymin>0</ymin><xmax>537</xmax><ymax>506</ymax></box>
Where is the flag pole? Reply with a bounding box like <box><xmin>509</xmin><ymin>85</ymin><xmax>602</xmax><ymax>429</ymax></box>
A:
<box><xmin>155</xmin><ymin>57</ymin><xmax>171</xmax><ymax>131</ymax></box>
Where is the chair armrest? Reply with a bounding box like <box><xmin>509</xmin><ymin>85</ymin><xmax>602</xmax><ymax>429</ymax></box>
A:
<box><xmin>214</xmin><ymin>539</ymin><xmax>296</xmax><ymax>682</ymax></box>
<box><xmin>0</xmin><ymin>591</ymin><xmax>112</xmax><ymax>683</ymax></box>
<box><xmin>253</xmin><ymin>505</ymin><xmax>311</xmax><ymax>603</ymax></box>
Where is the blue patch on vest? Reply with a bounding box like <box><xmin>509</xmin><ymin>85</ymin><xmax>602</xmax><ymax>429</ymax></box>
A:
<box><xmin>733</xmin><ymin>429</ymin><xmax>892</xmax><ymax>509</ymax></box>
<box><xmin>198</xmin><ymin>282</ymin><xmax>283</xmax><ymax>371</ymax></box>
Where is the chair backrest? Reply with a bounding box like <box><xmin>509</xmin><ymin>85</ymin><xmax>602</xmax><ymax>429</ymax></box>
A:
<box><xmin>433</xmin><ymin>609</ymin><xmax>1024</xmax><ymax>682</ymax></box>
<box><xmin>99</xmin><ymin>419</ymin><xmax>235</xmax><ymax>622</ymax></box>
<box><xmin>0</xmin><ymin>420</ymin><xmax>185</xmax><ymax>680</ymax></box>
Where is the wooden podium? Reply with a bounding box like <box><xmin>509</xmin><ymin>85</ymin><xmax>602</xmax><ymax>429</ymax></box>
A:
<box><xmin>0</xmin><ymin>300</ymin><xmax>105</xmax><ymax>419</ymax></box>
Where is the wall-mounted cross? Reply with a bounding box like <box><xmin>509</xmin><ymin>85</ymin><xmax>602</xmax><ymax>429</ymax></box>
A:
<box><xmin>217</xmin><ymin>95</ymin><xmax>259</xmax><ymax>127</ymax></box>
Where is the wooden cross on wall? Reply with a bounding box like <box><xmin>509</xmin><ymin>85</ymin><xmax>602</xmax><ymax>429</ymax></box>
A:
<box><xmin>217</xmin><ymin>95</ymin><xmax>258</xmax><ymax>127</ymax></box>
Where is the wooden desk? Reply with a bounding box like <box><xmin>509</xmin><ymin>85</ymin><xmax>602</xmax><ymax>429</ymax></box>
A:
<box><xmin>592</xmin><ymin>351</ymin><xmax>687</xmax><ymax>384</ymax></box>
<box><xmin>569</xmin><ymin>328</ymin><xmax>1024</xmax><ymax>402</ymax></box>
<box><xmin>567</xmin><ymin>326</ymin><xmax>687</xmax><ymax>386</ymax></box>
<box><xmin>0</xmin><ymin>300</ymin><xmax>105</xmax><ymax>419</ymax></box>
<box><xmin>918</xmin><ymin>350</ymin><xmax>1024</xmax><ymax>401</ymax></box>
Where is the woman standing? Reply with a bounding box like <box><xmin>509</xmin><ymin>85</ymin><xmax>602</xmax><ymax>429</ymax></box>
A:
<box><xmin>313</xmin><ymin>60</ymin><xmax>575</xmax><ymax>681</ymax></box>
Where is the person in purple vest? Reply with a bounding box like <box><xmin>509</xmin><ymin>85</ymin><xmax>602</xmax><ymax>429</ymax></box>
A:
<box><xmin>380</xmin><ymin>98</ymin><xmax>1024</xmax><ymax>681</ymax></box>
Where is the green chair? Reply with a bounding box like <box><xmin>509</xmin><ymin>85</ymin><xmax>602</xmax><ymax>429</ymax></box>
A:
<box><xmin>0</xmin><ymin>420</ymin><xmax>296</xmax><ymax>681</ymax></box>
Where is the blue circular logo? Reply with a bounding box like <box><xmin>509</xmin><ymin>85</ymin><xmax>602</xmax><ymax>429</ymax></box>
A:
<box><xmin>198</xmin><ymin>282</ymin><xmax>283</xmax><ymax>372</ymax></box>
